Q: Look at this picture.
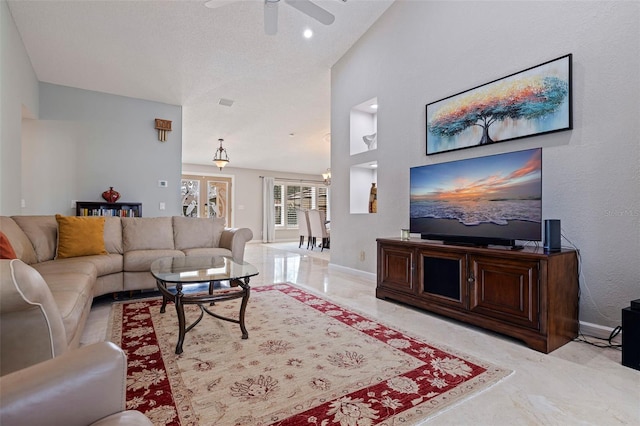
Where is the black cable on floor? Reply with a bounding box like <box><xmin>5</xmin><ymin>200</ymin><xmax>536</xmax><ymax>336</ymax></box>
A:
<box><xmin>574</xmin><ymin>326</ymin><xmax>622</xmax><ymax>350</ymax></box>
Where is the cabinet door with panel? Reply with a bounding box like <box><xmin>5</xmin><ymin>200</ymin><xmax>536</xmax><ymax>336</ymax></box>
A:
<box><xmin>377</xmin><ymin>244</ymin><xmax>415</xmax><ymax>294</ymax></box>
<box><xmin>417</xmin><ymin>249</ymin><xmax>467</xmax><ymax>310</ymax></box>
<box><xmin>468</xmin><ymin>255</ymin><xmax>539</xmax><ymax>330</ymax></box>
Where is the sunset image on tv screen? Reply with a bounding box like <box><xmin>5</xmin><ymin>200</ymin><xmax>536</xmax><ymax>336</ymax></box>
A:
<box><xmin>410</xmin><ymin>148</ymin><xmax>542</xmax><ymax>240</ymax></box>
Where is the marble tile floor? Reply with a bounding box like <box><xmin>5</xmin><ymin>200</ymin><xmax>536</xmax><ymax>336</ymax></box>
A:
<box><xmin>262</xmin><ymin>241</ymin><xmax>330</xmax><ymax>261</ymax></box>
<box><xmin>81</xmin><ymin>243</ymin><xmax>639</xmax><ymax>425</ymax></box>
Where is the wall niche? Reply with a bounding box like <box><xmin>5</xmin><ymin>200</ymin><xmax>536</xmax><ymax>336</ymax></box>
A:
<box><xmin>350</xmin><ymin>161</ymin><xmax>378</xmax><ymax>214</ymax></box>
<box><xmin>350</xmin><ymin>97</ymin><xmax>378</xmax><ymax>156</ymax></box>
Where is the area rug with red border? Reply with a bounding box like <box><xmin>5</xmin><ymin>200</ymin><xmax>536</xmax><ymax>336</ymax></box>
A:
<box><xmin>108</xmin><ymin>283</ymin><xmax>512</xmax><ymax>425</ymax></box>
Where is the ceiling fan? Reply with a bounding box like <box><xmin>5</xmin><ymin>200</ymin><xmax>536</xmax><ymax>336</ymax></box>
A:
<box><xmin>204</xmin><ymin>0</ymin><xmax>337</xmax><ymax>35</ymax></box>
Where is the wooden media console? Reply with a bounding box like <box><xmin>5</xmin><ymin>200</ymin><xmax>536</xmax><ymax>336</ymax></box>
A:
<box><xmin>376</xmin><ymin>238</ymin><xmax>579</xmax><ymax>353</ymax></box>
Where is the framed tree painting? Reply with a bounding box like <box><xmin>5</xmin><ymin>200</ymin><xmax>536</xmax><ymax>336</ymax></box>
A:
<box><xmin>426</xmin><ymin>54</ymin><xmax>572</xmax><ymax>155</ymax></box>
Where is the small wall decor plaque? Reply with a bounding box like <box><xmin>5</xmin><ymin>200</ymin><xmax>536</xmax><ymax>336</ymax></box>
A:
<box><xmin>155</xmin><ymin>119</ymin><xmax>172</xmax><ymax>142</ymax></box>
<box><xmin>426</xmin><ymin>54</ymin><xmax>572</xmax><ymax>155</ymax></box>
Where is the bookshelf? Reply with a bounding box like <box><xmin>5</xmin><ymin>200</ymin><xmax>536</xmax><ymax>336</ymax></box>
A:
<box><xmin>75</xmin><ymin>202</ymin><xmax>142</xmax><ymax>217</ymax></box>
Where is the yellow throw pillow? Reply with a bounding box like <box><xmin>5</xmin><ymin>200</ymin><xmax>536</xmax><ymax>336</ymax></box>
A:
<box><xmin>55</xmin><ymin>214</ymin><xmax>108</xmax><ymax>259</ymax></box>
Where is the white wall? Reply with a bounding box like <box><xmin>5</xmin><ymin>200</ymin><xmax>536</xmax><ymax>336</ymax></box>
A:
<box><xmin>21</xmin><ymin>83</ymin><xmax>183</xmax><ymax>216</ymax></box>
<box><xmin>183</xmin><ymin>163</ymin><xmax>324</xmax><ymax>242</ymax></box>
<box><xmin>350</xmin><ymin>109</ymin><xmax>376</xmax><ymax>154</ymax></box>
<box><xmin>331</xmin><ymin>1</ymin><xmax>640</xmax><ymax>328</ymax></box>
<box><xmin>1</xmin><ymin>0</ymin><xmax>39</xmax><ymax>215</ymax></box>
<box><xmin>21</xmin><ymin>120</ymin><xmax>79</xmax><ymax>214</ymax></box>
<box><xmin>2</xmin><ymin>4</ymin><xmax>183</xmax><ymax>218</ymax></box>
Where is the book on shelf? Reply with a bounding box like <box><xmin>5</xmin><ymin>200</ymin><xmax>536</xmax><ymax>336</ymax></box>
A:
<box><xmin>79</xmin><ymin>208</ymin><xmax>138</xmax><ymax>217</ymax></box>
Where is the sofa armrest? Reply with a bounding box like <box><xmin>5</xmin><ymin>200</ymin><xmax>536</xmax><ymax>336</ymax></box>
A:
<box><xmin>219</xmin><ymin>227</ymin><xmax>253</xmax><ymax>262</ymax></box>
<box><xmin>0</xmin><ymin>342</ymin><xmax>137</xmax><ymax>426</ymax></box>
<box><xmin>0</xmin><ymin>259</ymin><xmax>67</xmax><ymax>376</ymax></box>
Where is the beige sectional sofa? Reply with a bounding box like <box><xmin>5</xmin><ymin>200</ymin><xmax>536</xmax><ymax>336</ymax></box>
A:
<box><xmin>0</xmin><ymin>215</ymin><xmax>253</xmax><ymax>376</ymax></box>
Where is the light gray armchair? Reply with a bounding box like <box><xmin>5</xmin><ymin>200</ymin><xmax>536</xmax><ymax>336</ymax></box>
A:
<box><xmin>0</xmin><ymin>341</ymin><xmax>152</xmax><ymax>426</ymax></box>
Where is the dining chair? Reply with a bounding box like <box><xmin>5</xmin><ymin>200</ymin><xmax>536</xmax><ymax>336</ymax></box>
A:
<box><xmin>296</xmin><ymin>209</ymin><xmax>311</xmax><ymax>249</ymax></box>
<box><xmin>308</xmin><ymin>209</ymin><xmax>330</xmax><ymax>251</ymax></box>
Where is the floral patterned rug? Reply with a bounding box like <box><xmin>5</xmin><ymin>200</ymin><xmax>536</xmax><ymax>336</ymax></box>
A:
<box><xmin>108</xmin><ymin>283</ymin><xmax>512</xmax><ymax>425</ymax></box>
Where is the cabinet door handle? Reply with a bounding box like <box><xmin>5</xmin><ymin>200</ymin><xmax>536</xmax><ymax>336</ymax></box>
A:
<box><xmin>467</xmin><ymin>276</ymin><xmax>475</xmax><ymax>283</ymax></box>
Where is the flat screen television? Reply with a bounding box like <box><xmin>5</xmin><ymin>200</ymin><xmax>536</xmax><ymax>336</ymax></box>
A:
<box><xmin>410</xmin><ymin>148</ymin><xmax>542</xmax><ymax>248</ymax></box>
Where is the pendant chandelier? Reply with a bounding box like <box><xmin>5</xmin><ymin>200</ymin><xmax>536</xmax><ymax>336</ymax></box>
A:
<box><xmin>322</xmin><ymin>168</ymin><xmax>331</xmax><ymax>186</ymax></box>
<box><xmin>213</xmin><ymin>138</ymin><xmax>229</xmax><ymax>170</ymax></box>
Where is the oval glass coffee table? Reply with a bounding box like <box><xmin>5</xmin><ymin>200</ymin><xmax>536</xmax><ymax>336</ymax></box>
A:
<box><xmin>150</xmin><ymin>256</ymin><xmax>259</xmax><ymax>354</ymax></box>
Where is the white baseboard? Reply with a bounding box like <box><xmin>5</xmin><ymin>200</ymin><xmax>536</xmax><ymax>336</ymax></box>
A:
<box><xmin>579</xmin><ymin>320</ymin><xmax>622</xmax><ymax>344</ymax></box>
<box><xmin>328</xmin><ymin>263</ymin><xmax>376</xmax><ymax>282</ymax></box>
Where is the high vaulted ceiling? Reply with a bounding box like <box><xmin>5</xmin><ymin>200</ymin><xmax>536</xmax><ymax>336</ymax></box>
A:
<box><xmin>8</xmin><ymin>0</ymin><xmax>394</xmax><ymax>175</ymax></box>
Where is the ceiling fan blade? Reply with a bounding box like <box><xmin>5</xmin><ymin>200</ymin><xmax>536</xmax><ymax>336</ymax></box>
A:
<box><xmin>204</xmin><ymin>0</ymin><xmax>238</xmax><ymax>9</ymax></box>
<box><xmin>264</xmin><ymin>0</ymin><xmax>279</xmax><ymax>35</ymax></box>
<box><xmin>284</xmin><ymin>0</ymin><xmax>335</xmax><ymax>25</ymax></box>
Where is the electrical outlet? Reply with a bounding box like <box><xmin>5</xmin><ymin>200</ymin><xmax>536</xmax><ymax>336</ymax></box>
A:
<box><xmin>71</xmin><ymin>200</ymin><xmax>77</xmax><ymax>208</ymax></box>
<box><xmin>159</xmin><ymin>202</ymin><xmax>166</xmax><ymax>210</ymax></box>
<box><xmin>158</xmin><ymin>180</ymin><xmax>168</xmax><ymax>188</ymax></box>
<box><xmin>359</xmin><ymin>250</ymin><xmax>365</xmax><ymax>261</ymax></box>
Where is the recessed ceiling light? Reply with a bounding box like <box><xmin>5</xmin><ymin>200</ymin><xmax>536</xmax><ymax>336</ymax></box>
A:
<box><xmin>303</xmin><ymin>29</ymin><xmax>313</xmax><ymax>39</ymax></box>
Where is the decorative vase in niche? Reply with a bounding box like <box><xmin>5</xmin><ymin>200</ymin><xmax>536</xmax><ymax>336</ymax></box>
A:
<box><xmin>369</xmin><ymin>183</ymin><xmax>377</xmax><ymax>213</ymax></box>
<box><xmin>102</xmin><ymin>187</ymin><xmax>121</xmax><ymax>203</ymax></box>
<box><xmin>362</xmin><ymin>133</ymin><xmax>377</xmax><ymax>150</ymax></box>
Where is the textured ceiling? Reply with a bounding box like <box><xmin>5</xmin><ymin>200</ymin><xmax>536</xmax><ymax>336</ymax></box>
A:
<box><xmin>8</xmin><ymin>0</ymin><xmax>394</xmax><ymax>175</ymax></box>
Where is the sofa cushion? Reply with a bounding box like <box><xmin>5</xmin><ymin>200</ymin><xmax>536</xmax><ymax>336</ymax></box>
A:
<box><xmin>1</xmin><ymin>217</ymin><xmax>38</xmax><ymax>264</ymax></box>
<box><xmin>44</xmin><ymin>271</ymin><xmax>96</xmax><ymax>347</ymax></box>
<box><xmin>104</xmin><ymin>217</ymin><xmax>123</xmax><ymax>254</ymax></box>
<box><xmin>94</xmin><ymin>273</ymin><xmax>124</xmax><ymax>296</ymax></box>
<box><xmin>121</xmin><ymin>217</ymin><xmax>174</xmax><ymax>251</ymax></box>
<box><xmin>35</xmin><ymin>254</ymin><xmax>121</xmax><ymax>278</ymax></box>
<box><xmin>123</xmin><ymin>271</ymin><xmax>158</xmax><ymax>292</ymax></box>
<box><xmin>124</xmin><ymin>249</ymin><xmax>184</xmax><ymax>272</ymax></box>
<box><xmin>11</xmin><ymin>216</ymin><xmax>57</xmax><ymax>263</ymax></box>
<box><xmin>32</xmin><ymin>259</ymin><xmax>97</xmax><ymax>278</ymax></box>
<box><xmin>0</xmin><ymin>232</ymin><xmax>17</xmax><ymax>259</ymax></box>
<box><xmin>172</xmin><ymin>216</ymin><xmax>225</xmax><ymax>250</ymax></box>
<box><xmin>55</xmin><ymin>215</ymin><xmax>108</xmax><ymax>259</ymax></box>
<box><xmin>32</xmin><ymin>258</ymin><xmax>97</xmax><ymax>349</ymax></box>
<box><xmin>80</xmin><ymin>254</ymin><xmax>123</xmax><ymax>276</ymax></box>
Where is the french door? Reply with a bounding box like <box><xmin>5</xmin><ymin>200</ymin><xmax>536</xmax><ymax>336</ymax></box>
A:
<box><xmin>181</xmin><ymin>174</ymin><xmax>233</xmax><ymax>227</ymax></box>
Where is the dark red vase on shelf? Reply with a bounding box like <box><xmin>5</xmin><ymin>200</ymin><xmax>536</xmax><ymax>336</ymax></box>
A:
<box><xmin>102</xmin><ymin>187</ymin><xmax>121</xmax><ymax>203</ymax></box>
